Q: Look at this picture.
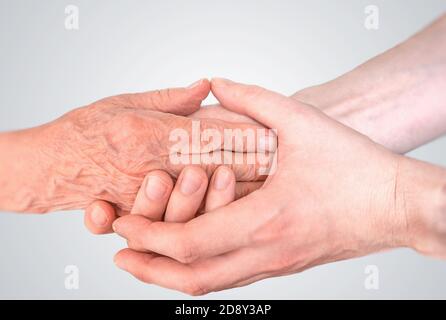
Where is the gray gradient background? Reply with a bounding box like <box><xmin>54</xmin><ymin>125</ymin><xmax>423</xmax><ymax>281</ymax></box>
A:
<box><xmin>0</xmin><ymin>0</ymin><xmax>445</xmax><ymax>299</ymax></box>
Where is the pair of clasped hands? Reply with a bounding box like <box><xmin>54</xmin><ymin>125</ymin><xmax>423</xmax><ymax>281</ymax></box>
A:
<box><xmin>78</xmin><ymin>77</ymin><xmax>446</xmax><ymax>295</ymax></box>
<box><xmin>1</xmin><ymin>15</ymin><xmax>446</xmax><ymax>295</ymax></box>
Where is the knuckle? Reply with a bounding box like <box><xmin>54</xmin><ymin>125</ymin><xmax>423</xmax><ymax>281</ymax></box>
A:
<box><xmin>173</xmin><ymin>227</ymin><xmax>199</xmax><ymax>264</ymax></box>
<box><xmin>150</xmin><ymin>88</ymin><xmax>174</xmax><ymax>110</ymax></box>
<box><xmin>272</xmin><ymin>251</ymin><xmax>300</xmax><ymax>272</ymax></box>
<box><xmin>65</xmin><ymin>105</ymin><xmax>88</xmax><ymax>119</ymax></box>
<box><xmin>176</xmin><ymin>241</ymin><xmax>197</xmax><ymax>264</ymax></box>
<box><xmin>182</xmin><ymin>279</ymin><xmax>209</xmax><ymax>296</ymax></box>
<box><xmin>184</xmin><ymin>284</ymin><xmax>208</xmax><ymax>296</ymax></box>
<box><xmin>163</xmin><ymin>88</ymin><xmax>173</xmax><ymax>102</ymax></box>
<box><xmin>108</xmin><ymin>93</ymin><xmax>132</xmax><ymax>107</ymax></box>
<box><xmin>117</xmin><ymin>112</ymin><xmax>144</xmax><ymax>133</ymax></box>
<box><xmin>148</xmin><ymin>90</ymin><xmax>163</xmax><ymax>109</ymax></box>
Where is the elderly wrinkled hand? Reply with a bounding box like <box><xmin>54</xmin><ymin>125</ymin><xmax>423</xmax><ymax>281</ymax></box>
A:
<box><xmin>0</xmin><ymin>79</ymin><xmax>273</xmax><ymax>214</ymax></box>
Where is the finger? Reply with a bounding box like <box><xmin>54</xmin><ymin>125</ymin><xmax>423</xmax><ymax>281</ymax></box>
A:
<box><xmin>164</xmin><ymin>166</ymin><xmax>208</xmax><ymax>222</ymax></box>
<box><xmin>114</xmin><ymin>246</ymin><xmax>271</xmax><ymax>295</ymax></box>
<box><xmin>199</xmin><ymin>118</ymin><xmax>276</xmax><ymax>153</ymax></box>
<box><xmin>190</xmin><ymin>104</ymin><xmax>262</xmax><ymax>126</ymax></box>
<box><xmin>167</xmin><ymin>149</ymin><xmax>275</xmax><ymax>182</ymax></box>
<box><xmin>190</xmin><ymin>105</ymin><xmax>276</xmax><ymax>154</ymax></box>
<box><xmin>205</xmin><ymin>166</ymin><xmax>236</xmax><ymax>212</ymax></box>
<box><xmin>191</xmin><ymin>181</ymin><xmax>263</xmax><ymax>215</ymax></box>
<box><xmin>211</xmin><ymin>78</ymin><xmax>304</xmax><ymax>131</ymax></box>
<box><xmin>172</xmin><ymin>117</ymin><xmax>276</xmax><ymax>154</ymax></box>
<box><xmin>84</xmin><ymin>200</ymin><xmax>118</xmax><ymax>235</ymax></box>
<box><xmin>194</xmin><ymin>181</ymin><xmax>263</xmax><ymax>216</ymax></box>
<box><xmin>118</xmin><ymin>79</ymin><xmax>210</xmax><ymax>115</ymax></box>
<box><xmin>113</xmin><ymin>192</ymin><xmax>271</xmax><ymax>263</ymax></box>
<box><xmin>130</xmin><ymin>170</ymin><xmax>174</xmax><ymax>221</ymax></box>
<box><xmin>86</xmin><ymin>180</ymin><xmax>261</xmax><ymax>236</ymax></box>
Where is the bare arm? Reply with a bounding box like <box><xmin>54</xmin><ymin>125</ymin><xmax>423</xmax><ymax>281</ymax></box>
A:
<box><xmin>294</xmin><ymin>13</ymin><xmax>446</xmax><ymax>153</ymax></box>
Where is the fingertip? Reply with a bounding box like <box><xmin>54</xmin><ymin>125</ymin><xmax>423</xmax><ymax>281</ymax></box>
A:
<box><xmin>114</xmin><ymin>248</ymin><xmax>133</xmax><ymax>270</ymax></box>
<box><xmin>84</xmin><ymin>201</ymin><xmax>117</xmax><ymax>235</ymax></box>
<box><xmin>212</xmin><ymin>166</ymin><xmax>235</xmax><ymax>191</ymax></box>
<box><xmin>164</xmin><ymin>165</ymin><xmax>209</xmax><ymax>223</ymax></box>
<box><xmin>191</xmin><ymin>164</ymin><xmax>210</xmax><ymax>181</ymax></box>
<box><xmin>144</xmin><ymin>170</ymin><xmax>174</xmax><ymax>201</ymax></box>
<box><xmin>113</xmin><ymin>214</ymin><xmax>153</xmax><ymax>236</ymax></box>
<box><xmin>210</xmin><ymin>78</ymin><xmax>244</xmax><ymax>113</ymax></box>
<box><xmin>210</xmin><ymin>77</ymin><xmax>234</xmax><ymax>88</ymax></box>
<box><xmin>179</xmin><ymin>165</ymin><xmax>208</xmax><ymax>195</ymax></box>
<box><xmin>206</xmin><ymin>166</ymin><xmax>236</xmax><ymax>212</ymax></box>
<box><xmin>188</xmin><ymin>78</ymin><xmax>211</xmax><ymax>101</ymax></box>
<box><xmin>131</xmin><ymin>170</ymin><xmax>174</xmax><ymax>220</ymax></box>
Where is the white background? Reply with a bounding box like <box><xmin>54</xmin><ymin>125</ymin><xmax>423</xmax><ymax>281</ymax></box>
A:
<box><xmin>0</xmin><ymin>0</ymin><xmax>445</xmax><ymax>299</ymax></box>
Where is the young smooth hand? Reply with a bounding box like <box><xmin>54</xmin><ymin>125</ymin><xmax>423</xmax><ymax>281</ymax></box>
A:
<box><xmin>112</xmin><ymin>78</ymin><xmax>446</xmax><ymax>295</ymax></box>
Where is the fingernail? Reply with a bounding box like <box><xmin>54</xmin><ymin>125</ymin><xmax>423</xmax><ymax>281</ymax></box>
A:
<box><xmin>91</xmin><ymin>207</ymin><xmax>108</xmax><ymax>227</ymax></box>
<box><xmin>214</xmin><ymin>167</ymin><xmax>232</xmax><ymax>190</ymax></box>
<box><xmin>188</xmin><ymin>79</ymin><xmax>203</xmax><ymax>89</ymax></box>
<box><xmin>112</xmin><ymin>220</ymin><xmax>120</xmax><ymax>233</ymax></box>
<box><xmin>145</xmin><ymin>176</ymin><xmax>169</xmax><ymax>201</ymax></box>
<box><xmin>180</xmin><ymin>169</ymin><xmax>203</xmax><ymax>195</ymax></box>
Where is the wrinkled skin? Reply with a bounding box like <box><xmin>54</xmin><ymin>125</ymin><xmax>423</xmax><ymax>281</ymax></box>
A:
<box><xmin>55</xmin><ymin>104</ymin><xmax>193</xmax><ymax>212</ymax></box>
<box><xmin>23</xmin><ymin>80</ymin><xmax>268</xmax><ymax>213</ymax></box>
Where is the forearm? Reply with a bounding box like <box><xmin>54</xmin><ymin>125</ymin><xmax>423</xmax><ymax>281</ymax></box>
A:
<box><xmin>0</xmin><ymin>128</ymin><xmax>51</xmax><ymax>213</ymax></box>
<box><xmin>0</xmin><ymin>124</ymin><xmax>92</xmax><ymax>213</ymax></box>
<box><xmin>294</xmin><ymin>14</ymin><xmax>446</xmax><ymax>153</ymax></box>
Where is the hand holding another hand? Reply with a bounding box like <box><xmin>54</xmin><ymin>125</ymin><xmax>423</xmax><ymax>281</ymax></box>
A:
<box><xmin>111</xmin><ymin>79</ymin><xmax>446</xmax><ymax>295</ymax></box>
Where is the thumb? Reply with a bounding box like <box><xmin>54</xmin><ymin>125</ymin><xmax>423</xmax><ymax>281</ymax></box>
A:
<box><xmin>120</xmin><ymin>79</ymin><xmax>211</xmax><ymax>116</ymax></box>
<box><xmin>210</xmin><ymin>78</ymin><xmax>299</xmax><ymax>129</ymax></box>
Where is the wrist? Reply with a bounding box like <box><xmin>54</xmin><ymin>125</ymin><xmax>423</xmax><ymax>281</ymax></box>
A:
<box><xmin>395</xmin><ymin>157</ymin><xmax>446</xmax><ymax>258</ymax></box>
<box><xmin>292</xmin><ymin>79</ymin><xmax>414</xmax><ymax>154</ymax></box>
<box><xmin>293</xmin><ymin>41</ymin><xmax>446</xmax><ymax>155</ymax></box>
<box><xmin>30</xmin><ymin>117</ymin><xmax>99</xmax><ymax>213</ymax></box>
<box><xmin>0</xmin><ymin>127</ymin><xmax>54</xmax><ymax>213</ymax></box>
<box><xmin>0</xmin><ymin>118</ymin><xmax>94</xmax><ymax>213</ymax></box>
